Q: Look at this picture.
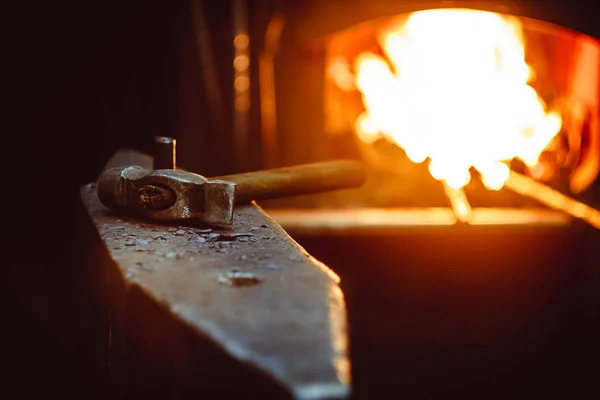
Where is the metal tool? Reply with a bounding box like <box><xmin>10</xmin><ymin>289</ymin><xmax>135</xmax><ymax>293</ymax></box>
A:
<box><xmin>97</xmin><ymin>137</ymin><xmax>367</xmax><ymax>224</ymax></box>
<box><xmin>97</xmin><ymin>166</ymin><xmax>237</xmax><ymax>225</ymax></box>
<box><xmin>81</xmin><ymin>149</ymin><xmax>351</xmax><ymax>399</ymax></box>
<box><xmin>153</xmin><ymin>136</ymin><xmax>176</xmax><ymax>170</ymax></box>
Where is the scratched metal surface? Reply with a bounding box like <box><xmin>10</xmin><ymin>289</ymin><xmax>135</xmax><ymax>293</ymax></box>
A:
<box><xmin>79</xmin><ymin>152</ymin><xmax>350</xmax><ymax>400</ymax></box>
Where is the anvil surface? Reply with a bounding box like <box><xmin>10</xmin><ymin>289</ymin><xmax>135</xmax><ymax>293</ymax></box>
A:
<box><xmin>79</xmin><ymin>151</ymin><xmax>350</xmax><ymax>400</ymax></box>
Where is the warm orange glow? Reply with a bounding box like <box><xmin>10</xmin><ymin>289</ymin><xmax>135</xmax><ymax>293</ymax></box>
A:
<box><xmin>234</xmin><ymin>55</ymin><xmax>250</xmax><ymax>71</ymax></box>
<box><xmin>443</xmin><ymin>182</ymin><xmax>472</xmax><ymax>223</ymax></box>
<box><xmin>350</xmin><ymin>9</ymin><xmax>563</xmax><ymax>190</ymax></box>
<box><xmin>234</xmin><ymin>34</ymin><xmax>249</xmax><ymax>49</ymax></box>
<box><xmin>235</xmin><ymin>96</ymin><xmax>250</xmax><ymax>112</ymax></box>
<box><xmin>506</xmin><ymin>170</ymin><xmax>600</xmax><ymax>229</ymax></box>
<box><xmin>328</xmin><ymin>56</ymin><xmax>356</xmax><ymax>92</ymax></box>
<box><xmin>234</xmin><ymin>76</ymin><xmax>250</xmax><ymax>91</ymax></box>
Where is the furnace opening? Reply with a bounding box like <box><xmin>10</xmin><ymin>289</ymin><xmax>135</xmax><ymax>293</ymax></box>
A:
<box><xmin>321</xmin><ymin>8</ymin><xmax>599</xmax><ymax>213</ymax></box>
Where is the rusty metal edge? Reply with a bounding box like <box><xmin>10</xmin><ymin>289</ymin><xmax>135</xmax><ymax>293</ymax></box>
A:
<box><xmin>80</xmin><ymin>149</ymin><xmax>352</xmax><ymax>399</ymax></box>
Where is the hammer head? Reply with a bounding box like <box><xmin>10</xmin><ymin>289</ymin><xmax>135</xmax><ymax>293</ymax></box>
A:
<box><xmin>97</xmin><ymin>166</ymin><xmax>236</xmax><ymax>225</ymax></box>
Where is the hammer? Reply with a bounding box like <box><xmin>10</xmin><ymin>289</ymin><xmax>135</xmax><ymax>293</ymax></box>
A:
<box><xmin>97</xmin><ymin>137</ymin><xmax>366</xmax><ymax>225</ymax></box>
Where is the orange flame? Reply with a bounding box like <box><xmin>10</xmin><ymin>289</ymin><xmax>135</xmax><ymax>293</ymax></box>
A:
<box><xmin>352</xmin><ymin>9</ymin><xmax>562</xmax><ymax>190</ymax></box>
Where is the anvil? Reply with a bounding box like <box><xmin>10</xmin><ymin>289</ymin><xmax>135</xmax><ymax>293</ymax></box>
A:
<box><xmin>79</xmin><ymin>150</ymin><xmax>351</xmax><ymax>399</ymax></box>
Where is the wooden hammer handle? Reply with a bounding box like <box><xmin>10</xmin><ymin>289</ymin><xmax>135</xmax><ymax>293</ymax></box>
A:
<box><xmin>212</xmin><ymin>160</ymin><xmax>367</xmax><ymax>204</ymax></box>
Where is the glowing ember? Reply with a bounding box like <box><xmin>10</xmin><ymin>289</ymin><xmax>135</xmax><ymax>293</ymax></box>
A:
<box><xmin>351</xmin><ymin>9</ymin><xmax>562</xmax><ymax>190</ymax></box>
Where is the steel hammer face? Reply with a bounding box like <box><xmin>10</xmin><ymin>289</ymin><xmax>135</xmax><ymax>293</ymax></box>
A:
<box><xmin>97</xmin><ymin>166</ymin><xmax>236</xmax><ymax>225</ymax></box>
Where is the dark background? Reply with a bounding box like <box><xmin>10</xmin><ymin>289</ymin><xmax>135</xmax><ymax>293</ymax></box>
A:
<box><xmin>6</xmin><ymin>0</ymin><xmax>229</xmax><ymax>396</ymax></box>
<box><xmin>5</xmin><ymin>0</ymin><xmax>600</xmax><ymax>398</ymax></box>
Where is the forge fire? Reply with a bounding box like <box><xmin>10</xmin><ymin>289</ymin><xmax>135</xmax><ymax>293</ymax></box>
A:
<box><xmin>326</xmin><ymin>8</ymin><xmax>600</xmax><ymax>227</ymax></box>
<box><xmin>352</xmin><ymin>9</ymin><xmax>561</xmax><ymax>191</ymax></box>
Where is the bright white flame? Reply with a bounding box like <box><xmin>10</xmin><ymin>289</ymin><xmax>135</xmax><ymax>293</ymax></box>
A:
<box><xmin>349</xmin><ymin>9</ymin><xmax>562</xmax><ymax>190</ymax></box>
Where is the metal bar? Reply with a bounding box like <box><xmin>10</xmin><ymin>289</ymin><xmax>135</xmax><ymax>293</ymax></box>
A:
<box><xmin>265</xmin><ymin>207</ymin><xmax>571</xmax><ymax>236</ymax></box>
<box><xmin>442</xmin><ymin>182</ymin><xmax>473</xmax><ymax>223</ymax></box>
<box><xmin>153</xmin><ymin>136</ymin><xmax>177</xmax><ymax>170</ymax></box>
<box><xmin>505</xmin><ymin>170</ymin><xmax>600</xmax><ymax>229</ymax></box>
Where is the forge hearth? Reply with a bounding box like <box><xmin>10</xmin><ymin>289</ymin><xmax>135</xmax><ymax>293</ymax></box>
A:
<box><xmin>247</xmin><ymin>5</ymin><xmax>600</xmax><ymax>395</ymax></box>
<box><xmin>255</xmin><ymin>1</ymin><xmax>599</xmax><ymax>226</ymax></box>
